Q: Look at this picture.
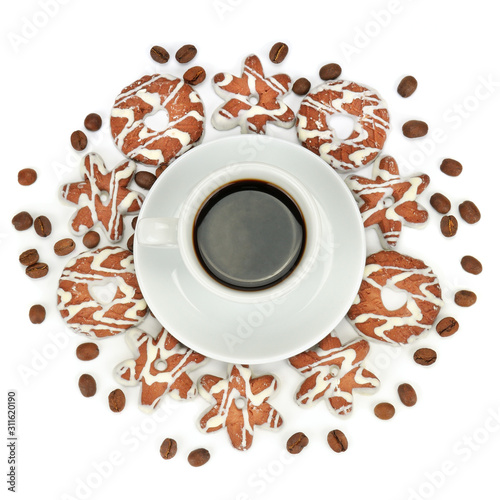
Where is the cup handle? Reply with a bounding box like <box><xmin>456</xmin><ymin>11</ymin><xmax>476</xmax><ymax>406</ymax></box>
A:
<box><xmin>136</xmin><ymin>217</ymin><xmax>179</xmax><ymax>247</ymax></box>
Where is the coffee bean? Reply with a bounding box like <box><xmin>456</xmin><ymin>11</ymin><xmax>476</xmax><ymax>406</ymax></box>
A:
<box><xmin>327</xmin><ymin>429</ymin><xmax>348</xmax><ymax>452</ymax></box>
<box><xmin>71</xmin><ymin>130</ymin><xmax>88</xmax><ymax>151</ymax></box>
<box><xmin>132</xmin><ymin>217</ymin><xmax>138</xmax><ymax>230</ymax></box>
<box><xmin>292</xmin><ymin>77</ymin><xmax>311</xmax><ymax>95</ymax></box>
<box><xmin>18</xmin><ymin>168</ymin><xmax>37</xmax><ymax>186</ymax></box>
<box><xmin>76</xmin><ymin>342</ymin><xmax>99</xmax><ymax>361</ymax></box>
<box><xmin>108</xmin><ymin>389</ymin><xmax>126</xmax><ymax>412</ymax></box>
<box><xmin>397</xmin><ymin>383</ymin><xmax>417</xmax><ymax>407</ymax></box>
<box><xmin>175</xmin><ymin>44</ymin><xmax>197</xmax><ymax>63</ymax></box>
<box><xmin>187</xmin><ymin>448</ymin><xmax>210</xmax><ymax>467</ymax></box>
<box><xmin>159</xmin><ymin>438</ymin><xmax>178</xmax><ymax>460</ymax></box>
<box><xmin>183</xmin><ymin>66</ymin><xmax>206</xmax><ymax>86</ymax></box>
<box><xmin>430</xmin><ymin>193</ymin><xmax>451</xmax><ymax>214</ymax></box>
<box><xmin>319</xmin><ymin>63</ymin><xmax>342</xmax><ymax>81</ymax></box>
<box><xmin>29</xmin><ymin>304</ymin><xmax>46</xmax><ymax>324</ymax></box>
<box><xmin>54</xmin><ymin>238</ymin><xmax>75</xmax><ymax>256</ymax></box>
<box><xmin>135</xmin><ymin>171</ymin><xmax>156</xmax><ymax>190</ymax></box>
<box><xmin>269</xmin><ymin>42</ymin><xmax>289</xmax><ymax>64</ymax></box>
<box><xmin>436</xmin><ymin>317</ymin><xmax>459</xmax><ymax>337</ymax></box>
<box><xmin>78</xmin><ymin>374</ymin><xmax>97</xmax><ymax>397</ymax></box>
<box><xmin>286</xmin><ymin>432</ymin><xmax>309</xmax><ymax>454</ymax></box>
<box><xmin>84</xmin><ymin>113</ymin><xmax>102</xmax><ymax>132</ymax></box>
<box><xmin>413</xmin><ymin>348</ymin><xmax>437</xmax><ymax>366</ymax></box>
<box><xmin>127</xmin><ymin>234</ymin><xmax>134</xmax><ymax>253</ymax></box>
<box><xmin>461</xmin><ymin>255</ymin><xmax>482</xmax><ymax>275</ymax></box>
<box><xmin>374</xmin><ymin>402</ymin><xmax>396</xmax><ymax>420</ymax></box>
<box><xmin>19</xmin><ymin>248</ymin><xmax>39</xmax><ymax>266</ymax></box>
<box><xmin>397</xmin><ymin>76</ymin><xmax>418</xmax><ymax>98</ymax></box>
<box><xmin>402</xmin><ymin>120</ymin><xmax>428</xmax><ymax>138</ymax></box>
<box><xmin>150</xmin><ymin>45</ymin><xmax>170</xmax><ymax>64</ymax></box>
<box><xmin>440</xmin><ymin>158</ymin><xmax>462</xmax><ymax>177</ymax></box>
<box><xmin>455</xmin><ymin>290</ymin><xmax>477</xmax><ymax>307</ymax></box>
<box><xmin>458</xmin><ymin>201</ymin><xmax>481</xmax><ymax>224</ymax></box>
<box><xmin>12</xmin><ymin>211</ymin><xmax>33</xmax><ymax>231</ymax></box>
<box><xmin>26</xmin><ymin>262</ymin><xmax>49</xmax><ymax>279</ymax></box>
<box><xmin>83</xmin><ymin>231</ymin><xmax>100</xmax><ymax>249</ymax></box>
<box><xmin>34</xmin><ymin>216</ymin><xmax>52</xmax><ymax>237</ymax></box>
<box><xmin>440</xmin><ymin>215</ymin><xmax>458</xmax><ymax>237</ymax></box>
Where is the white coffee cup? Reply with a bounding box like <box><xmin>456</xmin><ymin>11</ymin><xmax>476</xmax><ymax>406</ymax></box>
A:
<box><xmin>136</xmin><ymin>162</ymin><xmax>322</xmax><ymax>303</ymax></box>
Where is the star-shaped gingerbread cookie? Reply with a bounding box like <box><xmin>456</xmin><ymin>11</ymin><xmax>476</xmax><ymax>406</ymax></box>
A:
<box><xmin>211</xmin><ymin>54</ymin><xmax>295</xmax><ymax>134</ymax></box>
<box><xmin>288</xmin><ymin>332</ymin><xmax>379</xmax><ymax>416</ymax></box>
<box><xmin>345</xmin><ymin>155</ymin><xmax>430</xmax><ymax>249</ymax></box>
<box><xmin>198</xmin><ymin>364</ymin><xmax>283</xmax><ymax>451</ymax></box>
<box><xmin>115</xmin><ymin>326</ymin><xmax>206</xmax><ymax>412</ymax></box>
<box><xmin>61</xmin><ymin>153</ymin><xmax>144</xmax><ymax>242</ymax></box>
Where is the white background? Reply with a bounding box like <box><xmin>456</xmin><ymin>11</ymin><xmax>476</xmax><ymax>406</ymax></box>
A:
<box><xmin>1</xmin><ymin>0</ymin><xmax>499</xmax><ymax>499</ymax></box>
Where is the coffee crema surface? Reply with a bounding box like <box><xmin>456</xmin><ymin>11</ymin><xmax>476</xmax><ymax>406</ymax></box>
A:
<box><xmin>193</xmin><ymin>180</ymin><xmax>306</xmax><ymax>290</ymax></box>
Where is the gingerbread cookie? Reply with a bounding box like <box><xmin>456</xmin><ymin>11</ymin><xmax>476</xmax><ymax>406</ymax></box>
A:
<box><xmin>288</xmin><ymin>332</ymin><xmax>379</xmax><ymax>416</ymax></box>
<box><xmin>115</xmin><ymin>326</ymin><xmax>206</xmax><ymax>412</ymax></box>
<box><xmin>61</xmin><ymin>153</ymin><xmax>144</xmax><ymax>242</ymax></box>
<box><xmin>111</xmin><ymin>74</ymin><xmax>205</xmax><ymax>168</ymax></box>
<box><xmin>345</xmin><ymin>155</ymin><xmax>430</xmax><ymax>248</ymax></box>
<box><xmin>212</xmin><ymin>54</ymin><xmax>295</xmax><ymax>134</ymax></box>
<box><xmin>57</xmin><ymin>247</ymin><xmax>148</xmax><ymax>338</ymax></box>
<box><xmin>347</xmin><ymin>250</ymin><xmax>443</xmax><ymax>344</ymax></box>
<box><xmin>296</xmin><ymin>80</ymin><xmax>390</xmax><ymax>172</ymax></box>
<box><xmin>198</xmin><ymin>364</ymin><xmax>283</xmax><ymax>451</ymax></box>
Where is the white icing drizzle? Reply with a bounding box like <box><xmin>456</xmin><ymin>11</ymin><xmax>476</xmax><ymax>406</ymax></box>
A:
<box><xmin>57</xmin><ymin>247</ymin><xmax>148</xmax><ymax>338</ymax></box>
<box><xmin>296</xmin><ymin>80</ymin><xmax>390</xmax><ymax>172</ymax></box>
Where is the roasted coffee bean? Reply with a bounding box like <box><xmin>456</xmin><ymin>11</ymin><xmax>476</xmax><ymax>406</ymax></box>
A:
<box><xmin>127</xmin><ymin>234</ymin><xmax>134</xmax><ymax>253</ymax></box>
<box><xmin>135</xmin><ymin>171</ymin><xmax>156</xmax><ymax>190</ymax></box>
<box><xmin>176</xmin><ymin>44</ymin><xmax>197</xmax><ymax>63</ymax></box>
<box><xmin>398</xmin><ymin>383</ymin><xmax>417</xmax><ymax>407</ymax></box>
<box><xmin>269</xmin><ymin>42</ymin><xmax>289</xmax><ymax>63</ymax></box>
<box><xmin>26</xmin><ymin>262</ymin><xmax>49</xmax><ymax>279</ymax></box>
<box><xmin>413</xmin><ymin>348</ymin><xmax>437</xmax><ymax>366</ymax></box>
<box><xmin>436</xmin><ymin>317</ymin><xmax>459</xmax><ymax>337</ymax></box>
<box><xmin>286</xmin><ymin>432</ymin><xmax>309</xmax><ymax>454</ymax></box>
<box><xmin>18</xmin><ymin>168</ymin><xmax>37</xmax><ymax>186</ymax></box>
<box><xmin>132</xmin><ymin>217</ymin><xmax>138</xmax><ymax>230</ymax></box>
<box><xmin>34</xmin><ymin>216</ymin><xmax>52</xmax><ymax>237</ymax></box>
<box><xmin>71</xmin><ymin>130</ymin><xmax>88</xmax><ymax>151</ymax></box>
<box><xmin>108</xmin><ymin>389</ymin><xmax>126</xmax><ymax>412</ymax></box>
<box><xmin>327</xmin><ymin>429</ymin><xmax>348</xmax><ymax>452</ymax></box>
<box><xmin>402</xmin><ymin>120</ymin><xmax>428</xmax><ymax>138</ymax></box>
<box><xmin>459</xmin><ymin>201</ymin><xmax>481</xmax><ymax>224</ymax></box>
<box><xmin>374</xmin><ymin>402</ymin><xmax>396</xmax><ymax>420</ymax></box>
<box><xmin>183</xmin><ymin>66</ymin><xmax>206</xmax><ymax>86</ymax></box>
<box><xmin>440</xmin><ymin>158</ymin><xmax>462</xmax><ymax>177</ymax></box>
<box><xmin>455</xmin><ymin>290</ymin><xmax>477</xmax><ymax>307</ymax></box>
<box><xmin>12</xmin><ymin>211</ymin><xmax>33</xmax><ymax>231</ymax></box>
<box><xmin>440</xmin><ymin>215</ymin><xmax>458</xmax><ymax>237</ymax></box>
<box><xmin>19</xmin><ymin>248</ymin><xmax>39</xmax><ymax>266</ymax></box>
<box><xmin>160</xmin><ymin>438</ymin><xmax>178</xmax><ymax>460</ymax></box>
<box><xmin>83</xmin><ymin>230</ymin><xmax>100</xmax><ymax>249</ymax></box>
<box><xmin>292</xmin><ymin>77</ymin><xmax>311</xmax><ymax>95</ymax></box>
<box><xmin>29</xmin><ymin>304</ymin><xmax>46</xmax><ymax>324</ymax></box>
<box><xmin>150</xmin><ymin>45</ymin><xmax>170</xmax><ymax>64</ymax></box>
<box><xmin>319</xmin><ymin>63</ymin><xmax>342</xmax><ymax>81</ymax></box>
<box><xmin>430</xmin><ymin>193</ymin><xmax>451</xmax><ymax>214</ymax></box>
<box><xmin>54</xmin><ymin>238</ymin><xmax>75</xmax><ymax>256</ymax></box>
<box><xmin>461</xmin><ymin>255</ymin><xmax>482</xmax><ymax>275</ymax></box>
<box><xmin>76</xmin><ymin>342</ymin><xmax>99</xmax><ymax>361</ymax></box>
<box><xmin>78</xmin><ymin>374</ymin><xmax>97</xmax><ymax>397</ymax></box>
<box><xmin>397</xmin><ymin>76</ymin><xmax>418</xmax><ymax>98</ymax></box>
<box><xmin>187</xmin><ymin>448</ymin><xmax>210</xmax><ymax>467</ymax></box>
<box><xmin>84</xmin><ymin>113</ymin><xmax>102</xmax><ymax>132</ymax></box>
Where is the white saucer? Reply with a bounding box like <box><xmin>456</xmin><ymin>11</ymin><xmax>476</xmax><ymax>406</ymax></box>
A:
<box><xmin>134</xmin><ymin>135</ymin><xmax>365</xmax><ymax>364</ymax></box>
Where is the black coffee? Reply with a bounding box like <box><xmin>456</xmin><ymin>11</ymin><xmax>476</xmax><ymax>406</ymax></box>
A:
<box><xmin>193</xmin><ymin>180</ymin><xmax>306</xmax><ymax>291</ymax></box>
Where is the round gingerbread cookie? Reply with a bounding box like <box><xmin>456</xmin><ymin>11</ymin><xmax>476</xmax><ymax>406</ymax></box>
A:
<box><xmin>110</xmin><ymin>74</ymin><xmax>205</xmax><ymax>168</ymax></box>
<box><xmin>57</xmin><ymin>246</ymin><xmax>148</xmax><ymax>338</ymax></box>
<box><xmin>296</xmin><ymin>80</ymin><xmax>390</xmax><ymax>173</ymax></box>
<box><xmin>347</xmin><ymin>250</ymin><xmax>443</xmax><ymax>344</ymax></box>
